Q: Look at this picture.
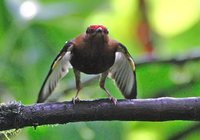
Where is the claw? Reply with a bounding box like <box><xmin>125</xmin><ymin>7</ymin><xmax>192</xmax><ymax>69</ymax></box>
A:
<box><xmin>109</xmin><ymin>97</ymin><xmax>117</xmax><ymax>105</ymax></box>
<box><xmin>72</xmin><ymin>97</ymin><xmax>80</xmax><ymax>104</ymax></box>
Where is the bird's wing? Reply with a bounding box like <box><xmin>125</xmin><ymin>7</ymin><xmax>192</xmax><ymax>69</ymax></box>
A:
<box><xmin>37</xmin><ymin>42</ymin><xmax>74</xmax><ymax>103</ymax></box>
<box><xmin>109</xmin><ymin>43</ymin><xmax>137</xmax><ymax>99</ymax></box>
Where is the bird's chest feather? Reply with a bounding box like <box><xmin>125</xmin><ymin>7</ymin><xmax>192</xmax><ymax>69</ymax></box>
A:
<box><xmin>70</xmin><ymin>43</ymin><xmax>116</xmax><ymax>74</ymax></box>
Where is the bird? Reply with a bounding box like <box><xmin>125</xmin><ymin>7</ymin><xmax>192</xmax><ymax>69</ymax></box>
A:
<box><xmin>37</xmin><ymin>25</ymin><xmax>137</xmax><ymax>104</ymax></box>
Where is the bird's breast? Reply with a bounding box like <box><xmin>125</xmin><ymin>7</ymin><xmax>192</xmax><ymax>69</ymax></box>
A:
<box><xmin>70</xmin><ymin>46</ymin><xmax>116</xmax><ymax>74</ymax></box>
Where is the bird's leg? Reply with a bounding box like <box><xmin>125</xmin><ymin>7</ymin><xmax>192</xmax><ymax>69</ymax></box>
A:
<box><xmin>99</xmin><ymin>71</ymin><xmax>117</xmax><ymax>105</ymax></box>
<box><xmin>72</xmin><ymin>69</ymin><xmax>81</xmax><ymax>104</ymax></box>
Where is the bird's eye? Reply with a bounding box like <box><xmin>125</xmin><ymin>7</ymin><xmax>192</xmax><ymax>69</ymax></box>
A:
<box><xmin>86</xmin><ymin>28</ymin><xmax>95</xmax><ymax>34</ymax></box>
<box><xmin>104</xmin><ymin>29</ymin><xmax>109</xmax><ymax>34</ymax></box>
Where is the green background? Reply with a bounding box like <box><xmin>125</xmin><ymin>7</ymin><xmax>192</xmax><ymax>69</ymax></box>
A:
<box><xmin>1</xmin><ymin>0</ymin><xmax>200</xmax><ymax>140</ymax></box>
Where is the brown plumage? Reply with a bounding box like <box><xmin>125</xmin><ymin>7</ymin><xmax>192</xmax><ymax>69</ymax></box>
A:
<box><xmin>37</xmin><ymin>25</ymin><xmax>137</xmax><ymax>104</ymax></box>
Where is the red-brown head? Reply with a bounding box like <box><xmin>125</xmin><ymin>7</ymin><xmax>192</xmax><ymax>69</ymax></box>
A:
<box><xmin>85</xmin><ymin>25</ymin><xmax>109</xmax><ymax>42</ymax></box>
<box><xmin>86</xmin><ymin>25</ymin><xmax>109</xmax><ymax>35</ymax></box>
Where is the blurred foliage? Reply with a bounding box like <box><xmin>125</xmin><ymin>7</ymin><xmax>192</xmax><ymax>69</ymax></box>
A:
<box><xmin>1</xmin><ymin>0</ymin><xmax>200</xmax><ymax>140</ymax></box>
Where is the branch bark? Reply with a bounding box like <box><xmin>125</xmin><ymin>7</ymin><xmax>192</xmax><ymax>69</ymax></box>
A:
<box><xmin>153</xmin><ymin>79</ymin><xmax>200</xmax><ymax>98</ymax></box>
<box><xmin>169</xmin><ymin>123</ymin><xmax>200</xmax><ymax>140</ymax></box>
<box><xmin>1</xmin><ymin>97</ymin><xmax>200</xmax><ymax>131</ymax></box>
<box><xmin>136</xmin><ymin>51</ymin><xmax>200</xmax><ymax>66</ymax></box>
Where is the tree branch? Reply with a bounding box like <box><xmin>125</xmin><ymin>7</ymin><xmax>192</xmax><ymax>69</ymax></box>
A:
<box><xmin>1</xmin><ymin>97</ymin><xmax>200</xmax><ymax>131</ymax></box>
<box><xmin>169</xmin><ymin>123</ymin><xmax>200</xmax><ymax>140</ymax></box>
<box><xmin>136</xmin><ymin>51</ymin><xmax>200</xmax><ymax>66</ymax></box>
<box><xmin>153</xmin><ymin>79</ymin><xmax>200</xmax><ymax>98</ymax></box>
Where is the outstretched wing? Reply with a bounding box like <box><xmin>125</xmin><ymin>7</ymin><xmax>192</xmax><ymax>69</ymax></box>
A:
<box><xmin>109</xmin><ymin>44</ymin><xmax>137</xmax><ymax>99</ymax></box>
<box><xmin>37</xmin><ymin>42</ymin><xmax>74</xmax><ymax>103</ymax></box>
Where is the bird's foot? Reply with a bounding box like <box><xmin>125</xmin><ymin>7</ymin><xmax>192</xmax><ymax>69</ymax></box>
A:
<box><xmin>72</xmin><ymin>97</ymin><xmax>80</xmax><ymax>104</ymax></box>
<box><xmin>109</xmin><ymin>97</ymin><xmax>117</xmax><ymax>105</ymax></box>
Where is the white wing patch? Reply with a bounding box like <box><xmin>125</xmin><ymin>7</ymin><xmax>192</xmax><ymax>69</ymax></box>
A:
<box><xmin>38</xmin><ymin>51</ymin><xmax>72</xmax><ymax>102</ymax></box>
<box><xmin>109</xmin><ymin>52</ymin><xmax>136</xmax><ymax>98</ymax></box>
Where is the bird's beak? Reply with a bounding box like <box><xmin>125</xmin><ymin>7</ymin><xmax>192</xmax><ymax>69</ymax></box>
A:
<box><xmin>96</xmin><ymin>27</ymin><xmax>103</xmax><ymax>33</ymax></box>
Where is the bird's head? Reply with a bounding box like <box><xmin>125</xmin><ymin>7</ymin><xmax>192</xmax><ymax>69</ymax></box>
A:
<box><xmin>86</xmin><ymin>25</ymin><xmax>109</xmax><ymax>39</ymax></box>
